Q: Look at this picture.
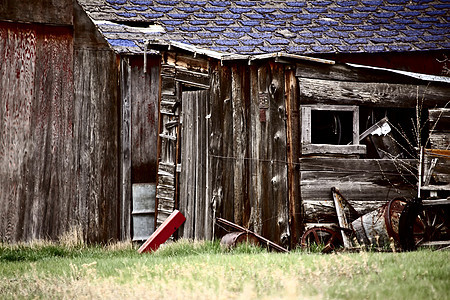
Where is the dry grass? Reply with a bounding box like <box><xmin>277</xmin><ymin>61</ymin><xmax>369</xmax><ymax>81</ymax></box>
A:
<box><xmin>1</xmin><ymin>240</ymin><xmax>449</xmax><ymax>299</ymax></box>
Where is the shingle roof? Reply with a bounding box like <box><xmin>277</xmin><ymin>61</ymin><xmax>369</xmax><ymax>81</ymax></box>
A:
<box><xmin>78</xmin><ymin>0</ymin><xmax>450</xmax><ymax>55</ymax></box>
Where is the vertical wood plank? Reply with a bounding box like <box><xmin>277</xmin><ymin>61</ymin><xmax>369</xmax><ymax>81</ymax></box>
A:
<box><xmin>268</xmin><ymin>62</ymin><xmax>289</xmax><ymax>247</ymax></box>
<box><xmin>249</xmin><ymin>65</ymin><xmax>262</xmax><ymax>234</ymax></box>
<box><xmin>180</xmin><ymin>91</ymin><xmax>193</xmax><ymax>237</ymax></box>
<box><xmin>251</xmin><ymin>62</ymin><xmax>289</xmax><ymax>246</ymax></box>
<box><xmin>301</xmin><ymin>106</ymin><xmax>311</xmax><ymax>145</ymax></box>
<box><xmin>285</xmin><ymin>68</ymin><xmax>302</xmax><ymax>247</ymax></box>
<box><xmin>120</xmin><ymin>57</ymin><xmax>132</xmax><ymax>241</ymax></box>
<box><xmin>130</xmin><ymin>56</ymin><xmax>160</xmax><ymax>184</ymax></box>
<box><xmin>231</xmin><ymin>66</ymin><xmax>244</xmax><ymax>226</ymax></box>
<box><xmin>195</xmin><ymin>91</ymin><xmax>208</xmax><ymax>240</ymax></box>
<box><xmin>353</xmin><ymin>107</ymin><xmax>359</xmax><ymax>145</ymax></box>
<box><xmin>207</xmin><ymin>62</ymin><xmax>233</xmax><ymax>238</ymax></box>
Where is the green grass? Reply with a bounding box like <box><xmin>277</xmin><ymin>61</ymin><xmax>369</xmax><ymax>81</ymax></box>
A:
<box><xmin>0</xmin><ymin>240</ymin><xmax>449</xmax><ymax>299</ymax></box>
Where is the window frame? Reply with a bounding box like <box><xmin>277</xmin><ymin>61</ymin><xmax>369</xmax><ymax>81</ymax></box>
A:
<box><xmin>300</xmin><ymin>104</ymin><xmax>366</xmax><ymax>155</ymax></box>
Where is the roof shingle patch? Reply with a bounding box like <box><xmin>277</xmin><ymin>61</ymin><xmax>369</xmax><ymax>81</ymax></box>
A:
<box><xmin>79</xmin><ymin>0</ymin><xmax>450</xmax><ymax>55</ymax></box>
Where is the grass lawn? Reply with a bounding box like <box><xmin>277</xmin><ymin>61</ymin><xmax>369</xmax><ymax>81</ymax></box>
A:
<box><xmin>0</xmin><ymin>240</ymin><xmax>449</xmax><ymax>299</ymax></box>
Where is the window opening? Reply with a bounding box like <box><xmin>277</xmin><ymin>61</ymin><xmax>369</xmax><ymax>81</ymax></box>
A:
<box><xmin>311</xmin><ymin>110</ymin><xmax>354</xmax><ymax>145</ymax></box>
<box><xmin>301</xmin><ymin>105</ymin><xmax>364</xmax><ymax>155</ymax></box>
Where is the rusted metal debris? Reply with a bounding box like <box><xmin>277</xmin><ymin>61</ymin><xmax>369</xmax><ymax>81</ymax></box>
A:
<box><xmin>220</xmin><ymin>231</ymin><xmax>260</xmax><ymax>248</ymax></box>
<box><xmin>216</xmin><ymin>218</ymin><xmax>289</xmax><ymax>253</ymax></box>
<box><xmin>300</xmin><ymin>226</ymin><xmax>342</xmax><ymax>253</ymax></box>
<box><xmin>301</xmin><ymin>189</ymin><xmax>411</xmax><ymax>252</ymax></box>
<box><xmin>352</xmin><ymin>197</ymin><xmax>406</xmax><ymax>247</ymax></box>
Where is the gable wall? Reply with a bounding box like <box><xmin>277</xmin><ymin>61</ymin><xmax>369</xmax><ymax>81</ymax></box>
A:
<box><xmin>0</xmin><ymin>1</ymin><xmax>124</xmax><ymax>243</ymax></box>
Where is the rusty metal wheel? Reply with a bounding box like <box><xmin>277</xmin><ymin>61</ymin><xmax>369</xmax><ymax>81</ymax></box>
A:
<box><xmin>412</xmin><ymin>206</ymin><xmax>450</xmax><ymax>246</ymax></box>
<box><xmin>385</xmin><ymin>197</ymin><xmax>408</xmax><ymax>244</ymax></box>
<box><xmin>400</xmin><ymin>201</ymin><xmax>450</xmax><ymax>250</ymax></box>
<box><xmin>301</xmin><ymin>227</ymin><xmax>342</xmax><ymax>252</ymax></box>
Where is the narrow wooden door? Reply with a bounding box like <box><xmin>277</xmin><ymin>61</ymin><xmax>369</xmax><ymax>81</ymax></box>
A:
<box><xmin>179</xmin><ymin>90</ymin><xmax>210</xmax><ymax>239</ymax></box>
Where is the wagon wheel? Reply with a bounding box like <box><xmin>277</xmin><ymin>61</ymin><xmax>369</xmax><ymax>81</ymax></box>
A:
<box><xmin>385</xmin><ymin>197</ymin><xmax>407</xmax><ymax>244</ymax></box>
<box><xmin>412</xmin><ymin>206</ymin><xmax>450</xmax><ymax>247</ymax></box>
<box><xmin>301</xmin><ymin>227</ymin><xmax>342</xmax><ymax>253</ymax></box>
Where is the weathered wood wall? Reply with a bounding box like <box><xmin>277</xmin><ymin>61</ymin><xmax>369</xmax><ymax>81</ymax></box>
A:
<box><xmin>300</xmin><ymin>158</ymin><xmax>417</xmax><ymax>224</ymax></box>
<box><xmin>72</xmin><ymin>2</ymin><xmax>121</xmax><ymax>242</ymax></box>
<box><xmin>425</xmin><ymin>109</ymin><xmax>450</xmax><ymax>189</ymax></box>
<box><xmin>129</xmin><ymin>56</ymin><xmax>160</xmax><ymax>184</ymax></box>
<box><xmin>208</xmin><ymin>61</ymin><xmax>290</xmax><ymax>247</ymax></box>
<box><xmin>0</xmin><ymin>2</ymin><xmax>123</xmax><ymax>243</ymax></box>
<box><xmin>429</xmin><ymin>108</ymin><xmax>450</xmax><ymax>150</ymax></box>
<box><xmin>296</xmin><ymin>61</ymin><xmax>450</xmax><ymax>230</ymax></box>
<box><xmin>0</xmin><ymin>22</ymin><xmax>76</xmax><ymax>242</ymax></box>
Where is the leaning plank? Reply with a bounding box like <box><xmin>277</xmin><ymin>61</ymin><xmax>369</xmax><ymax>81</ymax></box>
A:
<box><xmin>138</xmin><ymin>210</ymin><xmax>186</xmax><ymax>253</ymax></box>
<box><xmin>331</xmin><ymin>188</ymin><xmax>352</xmax><ymax>248</ymax></box>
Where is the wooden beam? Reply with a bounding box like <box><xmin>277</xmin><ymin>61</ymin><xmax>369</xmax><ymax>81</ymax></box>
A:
<box><xmin>295</xmin><ymin>61</ymin><xmax>423</xmax><ymax>83</ymax></box>
<box><xmin>175</xmin><ymin>66</ymin><xmax>210</xmax><ymax>88</ymax></box>
<box><xmin>299</xmin><ymin>78</ymin><xmax>450</xmax><ymax>107</ymax></box>
<box><xmin>302</xmin><ymin>144</ymin><xmax>366</xmax><ymax>155</ymax></box>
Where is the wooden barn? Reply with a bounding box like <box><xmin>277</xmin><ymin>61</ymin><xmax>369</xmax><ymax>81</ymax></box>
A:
<box><xmin>2</xmin><ymin>0</ymin><xmax>449</xmax><ymax>246</ymax></box>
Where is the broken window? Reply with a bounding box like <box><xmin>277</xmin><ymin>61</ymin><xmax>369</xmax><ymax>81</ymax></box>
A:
<box><xmin>301</xmin><ymin>105</ymin><xmax>429</xmax><ymax>158</ymax></box>
<box><xmin>359</xmin><ymin>107</ymin><xmax>428</xmax><ymax>159</ymax></box>
<box><xmin>301</xmin><ymin>105</ymin><xmax>366</xmax><ymax>155</ymax></box>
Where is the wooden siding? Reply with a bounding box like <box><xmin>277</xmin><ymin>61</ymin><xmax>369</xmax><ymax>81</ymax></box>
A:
<box><xmin>0</xmin><ymin>4</ymin><xmax>122</xmax><ymax>243</ymax></box>
<box><xmin>296</xmin><ymin>61</ymin><xmax>450</xmax><ymax>231</ymax></box>
<box><xmin>429</xmin><ymin>108</ymin><xmax>450</xmax><ymax>150</ymax></box>
<box><xmin>74</xmin><ymin>49</ymin><xmax>120</xmax><ymax>242</ymax></box>
<box><xmin>0</xmin><ymin>23</ymin><xmax>76</xmax><ymax>242</ymax></box>
<box><xmin>129</xmin><ymin>56</ymin><xmax>160</xmax><ymax>184</ymax></box>
<box><xmin>155</xmin><ymin>63</ymin><xmax>179</xmax><ymax>229</ymax></box>
<box><xmin>208</xmin><ymin>61</ymin><xmax>290</xmax><ymax>247</ymax></box>
<box><xmin>73</xmin><ymin>3</ymin><xmax>121</xmax><ymax>242</ymax></box>
<box><xmin>299</xmin><ymin>158</ymin><xmax>417</xmax><ymax>224</ymax></box>
<box><xmin>425</xmin><ymin>109</ymin><xmax>450</xmax><ymax>189</ymax></box>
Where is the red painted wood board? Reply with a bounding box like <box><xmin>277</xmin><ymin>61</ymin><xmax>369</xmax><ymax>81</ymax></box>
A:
<box><xmin>138</xmin><ymin>210</ymin><xmax>186</xmax><ymax>253</ymax></box>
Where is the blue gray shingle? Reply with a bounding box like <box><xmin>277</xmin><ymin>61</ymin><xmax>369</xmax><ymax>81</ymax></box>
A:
<box><xmin>79</xmin><ymin>0</ymin><xmax>450</xmax><ymax>55</ymax></box>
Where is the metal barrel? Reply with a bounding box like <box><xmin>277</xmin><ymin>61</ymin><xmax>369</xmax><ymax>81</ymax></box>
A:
<box><xmin>220</xmin><ymin>231</ymin><xmax>260</xmax><ymax>248</ymax></box>
<box><xmin>132</xmin><ymin>183</ymin><xmax>156</xmax><ymax>242</ymax></box>
<box><xmin>351</xmin><ymin>198</ymin><xmax>406</xmax><ymax>247</ymax></box>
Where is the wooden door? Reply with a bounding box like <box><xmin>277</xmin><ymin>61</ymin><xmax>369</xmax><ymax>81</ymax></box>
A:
<box><xmin>179</xmin><ymin>90</ymin><xmax>211</xmax><ymax>239</ymax></box>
